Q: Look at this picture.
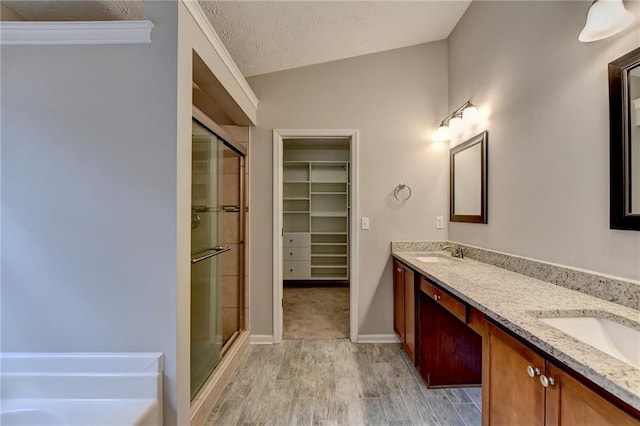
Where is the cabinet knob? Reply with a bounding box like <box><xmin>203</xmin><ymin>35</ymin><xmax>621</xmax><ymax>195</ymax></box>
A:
<box><xmin>539</xmin><ymin>375</ymin><xmax>555</xmax><ymax>387</ymax></box>
<box><xmin>289</xmin><ymin>252</ymin><xmax>293</xmax><ymax>256</ymax></box>
<box><xmin>289</xmin><ymin>239</ymin><xmax>293</xmax><ymax>243</ymax></box>
<box><xmin>433</xmin><ymin>294</ymin><xmax>441</xmax><ymax>301</ymax></box>
<box><xmin>526</xmin><ymin>365</ymin><xmax>541</xmax><ymax>378</ymax></box>
<box><xmin>289</xmin><ymin>269</ymin><xmax>293</xmax><ymax>272</ymax></box>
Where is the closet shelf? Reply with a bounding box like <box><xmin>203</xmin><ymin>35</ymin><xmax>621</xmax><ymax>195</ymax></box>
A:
<box><xmin>311</xmin><ymin>212</ymin><xmax>347</xmax><ymax>217</ymax></box>
<box><xmin>310</xmin><ymin>265</ymin><xmax>348</xmax><ymax>269</ymax></box>
<box><xmin>311</xmin><ymin>192</ymin><xmax>347</xmax><ymax>195</ymax></box>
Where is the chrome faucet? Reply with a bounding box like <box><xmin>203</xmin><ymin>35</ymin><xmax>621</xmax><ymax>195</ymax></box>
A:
<box><xmin>441</xmin><ymin>244</ymin><xmax>464</xmax><ymax>259</ymax></box>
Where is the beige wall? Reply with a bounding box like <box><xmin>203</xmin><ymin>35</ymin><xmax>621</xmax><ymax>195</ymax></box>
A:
<box><xmin>448</xmin><ymin>1</ymin><xmax>640</xmax><ymax>280</ymax></box>
<box><xmin>247</xmin><ymin>42</ymin><xmax>449</xmax><ymax>337</ymax></box>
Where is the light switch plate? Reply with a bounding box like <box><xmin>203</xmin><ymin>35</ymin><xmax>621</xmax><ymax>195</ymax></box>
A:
<box><xmin>361</xmin><ymin>217</ymin><xmax>370</xmax><ymax>230</ymax></box>
<box><xmin>436</xmin><ymin>216</ymin><xmax>444</xmax><ymax>229</ymax></box>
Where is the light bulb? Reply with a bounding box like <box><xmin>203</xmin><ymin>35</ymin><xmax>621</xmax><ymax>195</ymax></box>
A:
<box><xmin>434</xmin><ymin>125</ymin><xmax>451</xmax><ymax>141</ymax></box>
<box><xmin>462</xmin><ymin>106</ymin><xmax>480</xmax><ymax>124</ymax></box>
<box><xmin>448</xmin><ymin>116</ymin><xmax>463</xmax><ymax>132</ymax></box>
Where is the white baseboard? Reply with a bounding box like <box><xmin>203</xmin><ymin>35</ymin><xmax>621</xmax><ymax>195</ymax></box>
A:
<box><xmin>249</xmin><ymin>334</ymin><xmax>274</xmax><ymax>345</ymax></box>
<box><xmin>357</xmin><ymin>334</ymin><xmax>400</xmax><ymax>344</ymax></box>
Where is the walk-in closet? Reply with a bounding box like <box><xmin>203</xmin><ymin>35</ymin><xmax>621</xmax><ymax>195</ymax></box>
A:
<box><xmin>282</xmin><ymin>138</ymin><xmax>351</xmax><ymax>339</ymax></box>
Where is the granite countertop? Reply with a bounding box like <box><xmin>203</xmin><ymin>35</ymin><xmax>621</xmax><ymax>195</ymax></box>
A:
<box><xmin>392</xmin><ymin>250</ymin><xmax>640</xmax><ymax>411</ymax></box>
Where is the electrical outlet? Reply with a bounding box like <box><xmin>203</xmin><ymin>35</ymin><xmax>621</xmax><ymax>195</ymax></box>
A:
<box><xmin>436</xmin><ymin>216</ymin><xmax>444</xmax><ymax>229</ymax></box>
<box><xmin>361</xmin><ymin>217</ymin><xmax>370</xmax><ymax>230</ymax></box>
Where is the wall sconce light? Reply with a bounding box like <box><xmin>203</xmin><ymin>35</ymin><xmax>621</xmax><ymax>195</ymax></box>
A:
<box><xmin>579</xmin><ymin>0</ymin><xmax>635</xmax><ymax>42</ymax></box>
<box><xmin>434</xmin><ymin>101</ymin><xmax>480</xmax><ymax>142</ymax></box>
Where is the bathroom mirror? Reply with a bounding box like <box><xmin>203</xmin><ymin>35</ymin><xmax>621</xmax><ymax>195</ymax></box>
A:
<box><xmin>610</xmin><ymin>46</ymin><xmax>640</xmax><ymax>230</ymax></box>
<box><xmin>450</xmin><ymin>131</ymin><xmax>488</xmax><ymax>223</ymax></box>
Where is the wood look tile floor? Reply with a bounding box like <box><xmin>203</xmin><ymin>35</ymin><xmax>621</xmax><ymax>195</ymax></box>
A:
<box><xmin>205</xmin><ymin>339</ymin><xmax>481</xmax><ymax>425</ymax></box>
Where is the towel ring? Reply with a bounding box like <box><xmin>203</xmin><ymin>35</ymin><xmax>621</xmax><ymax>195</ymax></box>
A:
<box><xmin>393</xmin><ymin>182</ymin><xmax>412</xmax><ymax>202</ymax></box>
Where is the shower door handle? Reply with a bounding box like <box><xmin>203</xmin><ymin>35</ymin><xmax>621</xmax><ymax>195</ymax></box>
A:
<box><xmin>191</xmin><ymin>246</ymin><xmax>231</xmax><ymax>264</ymax></box>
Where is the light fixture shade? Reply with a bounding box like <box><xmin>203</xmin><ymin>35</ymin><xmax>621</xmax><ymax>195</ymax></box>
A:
<box><xmin>434</xmin><ymin>125</ymin><xmax>451</xmax><ymax>141</ymax></box>
<box><xmin>448</xmin><ymin>116</ymin><xmax>463</xmax><ymax>132</ymax></box>
<box><xmin>579</xmin><ymin>0</ymin><xmax>635</xmax><ymax>42</ymax></box>
<box><xmin>462</xmin><ymin>105</ymin><xmax>480</xmax><ymax>124</ymax></box>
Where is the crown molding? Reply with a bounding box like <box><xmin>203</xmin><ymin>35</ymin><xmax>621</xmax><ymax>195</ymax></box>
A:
<box><xmin>181</xmin><ymin>0</ymin><xmax>259</xmax><ymax>110</ymax></box>
<box><xmin>0</xmin><ymin>20</ymin><xmax>154</xmax><ymax>45</ymax></box>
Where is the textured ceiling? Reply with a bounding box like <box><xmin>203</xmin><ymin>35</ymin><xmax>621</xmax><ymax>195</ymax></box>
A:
<box><xmin>2</xmin><ymin>1</ymin><xmax>142</xmax><ymax>21</ymax></box>
<box><xmin>3</xmin><ymin>0</ymin><xmax>471</xmax><ymax>77</ymax></box>
<box><xmin>201</xmin><ymin>1</ymin><xmax>471</xmax><ymax>77</ymax></box>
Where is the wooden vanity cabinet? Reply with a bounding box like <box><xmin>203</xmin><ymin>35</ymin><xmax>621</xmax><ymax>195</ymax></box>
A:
<box><xmin>545</xmin><ymin>363</ymin><xmax>639</xmax><ymax>426</ymax></box>
<box><xmin>392</xmin><ymin>259</ymin><xmax>415</xmax><ymax>362</ymax></box>
<box><xmin>486</xmin><ymin>322</ymin><xmax>546</xmax><ymax>426</ymax></box>
<box><xmin>485</xmin><ymin>323</ymin><xmax>640</xmax><ymax>426</ymax></box>
<box><xmin>418</xmin><ymin>276</ymin><xmax>482</xmax><ymax>387</ymax></box>
<box><xmin>391</xmin><ymin>258</ymin><xmax>640</xmax><ymax>425</ymax></box>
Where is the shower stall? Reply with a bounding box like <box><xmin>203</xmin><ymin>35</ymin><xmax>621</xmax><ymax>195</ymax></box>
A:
<box><xmin>190</xmin><ymin>114</ymin><xmax>246</xmax><ymax>401</ymax></box>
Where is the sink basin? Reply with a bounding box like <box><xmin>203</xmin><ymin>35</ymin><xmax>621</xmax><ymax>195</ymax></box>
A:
<box><xmin>414</xmin><ymin>256</ymin><xmax>454</xmax><ymax>263</ymax></box>
<box><xmin>540</xmin><ymin>316</ymin><xmax>640</xmax><ymax>369</ymax></box>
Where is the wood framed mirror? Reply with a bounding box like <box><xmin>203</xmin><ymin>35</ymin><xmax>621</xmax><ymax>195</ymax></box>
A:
<box><xmin>610</xmin><ymin>46</ymin><xmax>640</xmax><ymax>230</ymax></box>
<box><xmin>450</xmin><ymin>131</ymin><xmax>488</xmax><ymax>223</ymax></box>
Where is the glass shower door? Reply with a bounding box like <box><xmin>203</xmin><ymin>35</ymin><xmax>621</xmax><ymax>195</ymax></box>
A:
<box><xmin>190</xmin><ymin>120</ymin><xmax>226</xmax><ymax>399</ymax></box>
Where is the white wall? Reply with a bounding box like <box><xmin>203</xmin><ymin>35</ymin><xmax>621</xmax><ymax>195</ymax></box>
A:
<box><xmin>247</xmin><ymin>42</ymin><xmax>449</xmax><ymax>337</ymax></box>
<box><xmin>1</xmin><ymin>3</ymin><xmax>180</xmax><ymax>423</ymax></box>
<box><xmin>448</xmin><ymin>0</ymin><xmax>640</xmax><ymax>281</ymax></box>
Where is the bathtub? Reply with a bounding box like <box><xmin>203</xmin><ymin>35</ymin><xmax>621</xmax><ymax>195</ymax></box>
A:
<box><xmin>0</xmin><ymin>352</ymin><xmax>163</xmax><ymax>426</ymax></box>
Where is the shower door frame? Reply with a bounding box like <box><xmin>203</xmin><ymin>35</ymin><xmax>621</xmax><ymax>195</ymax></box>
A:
<box><xmin>272</xmin><ymin>129</ymin><xmax>359</xmax><ymax>344</ymax></box>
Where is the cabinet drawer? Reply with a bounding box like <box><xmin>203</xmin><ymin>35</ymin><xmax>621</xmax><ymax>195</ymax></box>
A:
<box><xmin>283</xmin><ymin>261</ymin><xmax>310</xmax><ymax>279</ymax></box>
<box><xmin>283</xmin><ymin>233</ymin><xmax>310</xmax><ymax>248</ymax></box>
<box><xmin>284</xmin><ymin>247</ymin><xmax>310</xmax><ymax>260</ymax></box>
<box><xmin>420</xmin><ymin>276</ymin><xmax>467</xmax><ymax>323</ymax></box>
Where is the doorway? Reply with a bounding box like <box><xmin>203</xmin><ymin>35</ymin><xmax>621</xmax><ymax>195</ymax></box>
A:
<box><xmin>273</xmin><ymin>130</ymin><xmax>359</xmax><ymax>343</ymax></box>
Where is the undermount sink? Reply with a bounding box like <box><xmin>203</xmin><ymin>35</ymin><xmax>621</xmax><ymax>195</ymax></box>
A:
<box><xmin>414</xmin><ymin>255</ymin><xmax>454</xmax><ymax>263</ymax></box>
<box><xmin>540</xmin><ymin>316</ymin><xmax>640</xmax><ymax>369</ymax></box>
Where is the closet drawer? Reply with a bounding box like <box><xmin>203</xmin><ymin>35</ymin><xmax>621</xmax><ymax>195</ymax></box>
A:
<box><xmin>284</xmin><ymin>247</ymin><xmax>310</xmax><ymax>261</ymax></box>
<box><xmin>283</xmin><ymin>261</ymin><xmax>310</xmax><ymax>279</ymax></box>
<box><xmin>283</xmin><ymin>233</ymin><xmax>310</xmax><ymax>248</ymax></box>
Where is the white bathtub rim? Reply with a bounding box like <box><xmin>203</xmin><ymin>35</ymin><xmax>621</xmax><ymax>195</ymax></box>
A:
<box><xmin>0</xmin><ymin>398</ymin><xmax>159</xmax><ymax>426</ymax></box>
<box><xmin>0</xmin><ymin>352</ymin><xmax>164</xmax><ymax>374</ymax></box>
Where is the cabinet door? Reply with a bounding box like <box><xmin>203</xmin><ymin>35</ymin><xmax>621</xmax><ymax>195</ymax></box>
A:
<box><xmin>487</xmin><ymin>324</ymin><xmax>545</xmax><ymax>426</ymax></box>
<box><xmin>545</xmin><ymin>362</ymin><xmax>640</xmax><ymax>426</ymax></box>
<box><xmin>393</xmin><ymin>259</ymin><xmax>405</xmax><ymax>341</ymax></box>
<box><xmin>403</xmin><ymin>266</ymin><xmax>415</xmax><ymax>362</ymax></box>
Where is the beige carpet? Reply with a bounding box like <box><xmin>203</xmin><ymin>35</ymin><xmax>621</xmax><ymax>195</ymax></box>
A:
<box><xmin>283</xmin><ymin>287</ymin><xmax>349</xmax><ymax>339</ymax></box>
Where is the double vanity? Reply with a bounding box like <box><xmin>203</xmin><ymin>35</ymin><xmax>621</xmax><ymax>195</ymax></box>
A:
<box><xmin>391</xmin><ymin>241</ymin><xmax>640</xmax><ymax>425</ymax></box>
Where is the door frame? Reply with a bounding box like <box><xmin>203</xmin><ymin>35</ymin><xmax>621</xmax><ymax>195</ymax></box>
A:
<box><xmin>272</xmin><ymin>129</ymin><xmax>359</xmax><ymax>343</ymax></box>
